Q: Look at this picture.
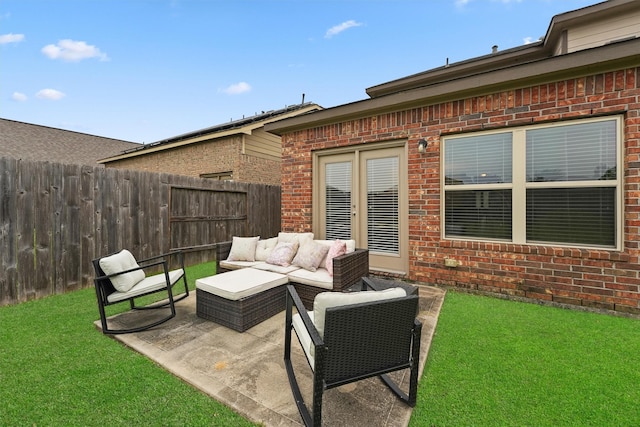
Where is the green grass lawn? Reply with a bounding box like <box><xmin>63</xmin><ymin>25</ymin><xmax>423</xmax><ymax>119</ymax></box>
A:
<box><xmin>0</xmin><ymin>261</ymin><xmax>257</xmax><ymax>427</ymax></box>
<box><xmin>1</xmin><ymin>263</ymin><xmax>639</xmax><ymax>426</ymax></box>
<box><xmin>410</xmin><ymin>291</ymin><xmax>640</xmax><ymax>426</ymax></box>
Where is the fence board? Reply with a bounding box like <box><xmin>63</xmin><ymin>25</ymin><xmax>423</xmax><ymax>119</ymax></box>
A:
<box><xmin>0</xmin><ymin>157</ymin><xmax>18</xmax><ymax>305</ymax></box>
<box><xmin>0</xmin><ymin>157</ymin><xmax>281</xmax><ymax>306</ymax></box>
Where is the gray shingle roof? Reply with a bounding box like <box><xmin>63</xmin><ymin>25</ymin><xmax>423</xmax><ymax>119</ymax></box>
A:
<box><xmin>0</xmin><ymin>118</ymin><xmax>139</xmax><ymax>166</ymax></box>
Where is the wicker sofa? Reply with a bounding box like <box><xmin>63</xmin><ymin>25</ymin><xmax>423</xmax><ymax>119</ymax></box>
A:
<box><xmin>214</xmin><ymin>233</ymin><xmax>369</xmax><ymax>309</ymax></box>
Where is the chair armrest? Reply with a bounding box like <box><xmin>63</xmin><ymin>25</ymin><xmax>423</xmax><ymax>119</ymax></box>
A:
<box><xmin>215</xmin><ymin>241</ymin><xmax>233</xmax><ymax>272</ymax></box>
<box><xmin>286</xmin><ymin>285</ymin><xmax>324</xmax><ymax>347</ymax></box>
<box><xmin>332</xmin><ymin>248</ymin><xmax>369</xmax><ymax>292</ymax></box>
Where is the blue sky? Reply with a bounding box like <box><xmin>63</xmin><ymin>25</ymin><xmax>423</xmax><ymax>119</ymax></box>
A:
<box><xmin>1</xmin><ymin>0</ymin><xmax>600</xmax><ymax>143</ymax></box>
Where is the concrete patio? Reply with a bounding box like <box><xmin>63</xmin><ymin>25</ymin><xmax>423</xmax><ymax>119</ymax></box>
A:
<box><xmin>97</xmin><ymin>284</ymin><xmax>445</xmax><ymax>426</ymax></box>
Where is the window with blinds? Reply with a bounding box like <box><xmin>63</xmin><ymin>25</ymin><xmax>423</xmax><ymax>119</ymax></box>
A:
<box><xmin>367</xmin><ymin>157</ymin><xmax>399</xmax><ymax>254</ymax></box>
<box><xmin>443</xmin><ymin>117</ymin><xmax>621</xmax><ymax>249</ymax></box>
<box><xmin>325</xmin><ymin>161</ymin><xmax>352</xmax><ymax>240</ymax></box>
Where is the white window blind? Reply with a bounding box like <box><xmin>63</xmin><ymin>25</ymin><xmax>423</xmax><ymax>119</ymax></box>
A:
<box><xmin>443</xmin><ymin>117</ymin><xmax>620</xmax><ymax>248</ymax></box>
<box><xmin>325</xmin><ymin>161</ymin><xmax>352</xmax><ymax>240</ymax></box>
<box><xmin>367</xmin><ymin>157</ymin><xmax>399</xmax><ymax>254</ymax></box>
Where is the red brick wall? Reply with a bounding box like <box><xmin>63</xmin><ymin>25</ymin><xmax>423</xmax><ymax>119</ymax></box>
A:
<box><xmin>281</xmin><ymin>67</ymin><xmax>640</xmax><ymax>314</ymax></box>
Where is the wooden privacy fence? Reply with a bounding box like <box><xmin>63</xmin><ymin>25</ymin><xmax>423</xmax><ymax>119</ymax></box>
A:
<box><xmin>0</xmin><ymin>157</ymin><xmax>281</xmax><ymax>306</ymax></box>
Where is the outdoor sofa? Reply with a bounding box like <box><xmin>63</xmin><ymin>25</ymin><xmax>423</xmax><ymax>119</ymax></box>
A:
<box><xmin>214</xmin><ymin>232</ymin><xmax>369</xmax><ymax>309</ymax></box>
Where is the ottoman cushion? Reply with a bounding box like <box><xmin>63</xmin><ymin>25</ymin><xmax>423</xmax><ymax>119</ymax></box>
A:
<box><xmin>196</xmin><ymin>268</ymin><xmax>288</xmax><ymax>301</ymax></box>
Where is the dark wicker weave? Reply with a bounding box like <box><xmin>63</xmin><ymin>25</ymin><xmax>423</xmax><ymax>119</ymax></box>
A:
<box><xmin>284</xmin><ymin>285</ymin><xmax>422</xmax><ymax>427</ymax></box>
<box><xmin>196</xmin><ymin>285</ymin><xmax>286</xmax><ymax>332</ymax></box>
<box><xmin>92</xmin><ymin>251</ymin><xmax>189</xmax><ymax>335</ymax></box>
<box><xmin>215</xmin><ymin>241</ymin><xmax>370</xmax><ymax>310</ymax></box>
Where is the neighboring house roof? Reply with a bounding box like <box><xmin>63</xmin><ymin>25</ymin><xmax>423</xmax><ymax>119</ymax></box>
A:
<box><xmin>265</xmin><ymin>0</ymin><xmax>640</xmax><ymax>135</ymax></box>
<box><xmin>0</xmin><ymin>118</ymin><xmax>139</xmax><ymax>166</ymax></box>
<box><xmin>98</xmin><ymin>102</ymin><xmax>322</xmax><ymax>163</ymax></box>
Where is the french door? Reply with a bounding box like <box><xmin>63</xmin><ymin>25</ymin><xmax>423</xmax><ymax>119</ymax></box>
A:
<box><xmin>315</xmin><ymin>144</ymin><xmax>407</xmax><ymax>274</ymax></box>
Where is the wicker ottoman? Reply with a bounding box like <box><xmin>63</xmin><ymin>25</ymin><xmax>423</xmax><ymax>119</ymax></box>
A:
<box><xmin>196</xmin><ymin>268</ymin><xmax>289</xmax><ymax>332</ymax></box>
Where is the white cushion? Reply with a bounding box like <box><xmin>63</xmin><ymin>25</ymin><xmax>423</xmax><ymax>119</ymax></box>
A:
<box><xmin>292</xmin><ymin>240</ymin><xmax>330</xmax><ymax>272</ymax></box>
<box><xmin>292</xmin><ymin>312</ymin><xmax>316</xmax><ymax>368</ymax></box>
<box><xmin>252</xmin><ymin>261</ymin><xmax>301</xmax><ymax>274</ymax></box>
<box><xmin>344</xmin><ymin>239</ymin><xmax>356</xmax><ymax>253</ymax></box>
<box><xmin>99</xmin><ymin>249</ymin><xmax>145</xmax><ymax>293</ymax></box>
<box><xmin>227</xmin><ymin>236</ymin><xmax>260</xmax><ymax>262</ymax></box>
<box><xmin>287</xmin><ymin>267</ymin><xmax>333</xmax><ymax>290</ymax></box>
<box><xmin>107</xmin><ymin>268</ymin><xmax>184</xmax><ymax>303</ymax></box>
<box><xmin>313</xmin><ymin>287</ymin><xmax>407</xmax><ymax>338</ymax></box>
<box><xmin>277</xmin><ymin>232</ymin><xmax>314</xmax><ymax>246</ymax></box>
<box><xmin>255</xmin><ymin>237</ymin><xmax>278</xmax><ymax>261</ymax></box>
<box><xmin>219</xmin><ymin>260</ymin><xmax>260</xmax><ymax>270</ymax></box>
<box><xmin>196</xmin><ymin>268</ymin><xmax>288</xmax><ymax>301</ymax></box>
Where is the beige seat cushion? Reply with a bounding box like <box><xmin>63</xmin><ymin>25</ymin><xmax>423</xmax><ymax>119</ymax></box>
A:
<box><xmin>196</xmin><ymin>268</ymin><xmax>288</xmax><ymax>301</ymax></box>
<box><xmin>107</xmin><ymin>268</ymin><xmax>184</xmax><ymax>303</ymax></box>
<box><xmin>219</xmin><ymin>260</ymin><xmax>261</xmax><ymax>270</ymax></box>
<box><xmin>287</xmin><ymin>267</ymin><xmax>333</xmax><ymax>290</ymax></box>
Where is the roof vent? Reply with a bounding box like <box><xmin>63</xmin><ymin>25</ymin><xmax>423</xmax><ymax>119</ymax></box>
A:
<box><xmin>492</xmin><ymin>45</ymin><xmax>498</xmax><ymax>54</ymax></box>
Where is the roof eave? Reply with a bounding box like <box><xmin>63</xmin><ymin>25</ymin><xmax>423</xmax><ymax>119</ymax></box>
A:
<box><xmin>265</xmin><ymin>39</ymin><xmax>640</xmax><ymax>136</ymax></box>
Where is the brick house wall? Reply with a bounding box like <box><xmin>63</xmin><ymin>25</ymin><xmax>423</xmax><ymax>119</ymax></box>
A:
<box><xmin>105</xmin><ymin>136</ymin><xmax>281</xmax><ymax>184</ymax></box>
<box><xmin>280</xmin><ymin>66</ymin><xmax>640</xmax><ymax>315</ymax></box>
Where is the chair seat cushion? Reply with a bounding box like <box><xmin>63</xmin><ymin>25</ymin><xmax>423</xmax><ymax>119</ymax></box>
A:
<box><xmin>287</xmin><ymin>267</ymin><xmax>333</xmax><ymax>290</ymax></box>
<box><xmin>252</xmin><ymin>262</ymin><xmax>301</xmax><ymax>274</ymax></box>
<box><xmin>195</xmin><ymin>268</ymin><xmax>288</xmax><ymax>301</ymax></box>
<box><xmin>219</xmin><ymin>260</ymin><xmax>261</xmax><ymax>270</ymax></box>
<box><xmin>292</xmin><ymin>311</ymin><xmax>316</xmax><ymax>368</ymax></box>
<box><xmin>99</xmin><ymin>249</ymin><xmax>146</xmax><ymax>293</ymax></box>
<box><xmin>107</xmin><ymin>268</ymin><xmax>184</xmax><ymax>303</ymax></box>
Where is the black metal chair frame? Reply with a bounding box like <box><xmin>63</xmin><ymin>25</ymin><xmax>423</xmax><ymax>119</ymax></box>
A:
<box><xmin>284</xmin><ymin>284</ymin><xmax>422</xmax><ymax>426</ymax></box>
<box><xmin>92</xmin><ymin>250</ymin><xmax>189</xmax><ymax>335</ymax></box>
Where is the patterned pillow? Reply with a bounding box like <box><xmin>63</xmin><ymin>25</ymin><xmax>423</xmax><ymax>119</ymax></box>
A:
<box><xmin>325</xmin><ymin>240</ymin><xmax>347</xmax><ymax>276</ymax></box>
<box><xmin>99</xmin><ymin>249</ymin><xmax>146</xmax><ymax>293</ymax></box>
<box><xmin>266</xmin><ymin>241</ymin><xmax>299</xmax><ymax>267</ymax></box>
<box><xmin>292</xmin><ymin>241</ymin><xmax>330</xmax><ymax>272</ymax></box>
<box><xmin>255</xmin><ymin>237</ymin><xmax>278</xmax><ymax>261</ymax></box>
<box><xmin>227</xmin><ymin>236</ymin><xmax>260</xmax><ymax>262</ymax></box>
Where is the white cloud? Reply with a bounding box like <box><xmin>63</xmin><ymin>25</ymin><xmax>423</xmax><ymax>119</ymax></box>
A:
<box><xmin>12</xmin><ymin>92</ymin><xmax>28</xmax><ymax>102</ymax></box>
<box><xmin>455</xmin><ymin>0</ymin><xmax>471</xmax><ymax>8</ymax></box>
<box><xmin>41</xmin><ymin>39</ymin><xmax>109</xmax><ymax>62</ymax></box>
<box><xmin>221</xmin><ymin>82</ymin><xmax>251</xmax><ymax>95</ymax></box>
<box><xmin>523</xmin><ymin>36</ymin><xmax>536</xmax><ymax>44</ymax></box>
<box><xmin>0</xmin><ymin>33</ymin><xmax>25</xmax><ymax>44</ymax></box>
<box><xmin>36</xmin><ymin>89</ymin><xmax>66</xmax><ymax>100</ymax></box>
<box><xmin>325</xmin><ymin>20</ymin><xmax>363</xmax><ymax>39</ymax></box>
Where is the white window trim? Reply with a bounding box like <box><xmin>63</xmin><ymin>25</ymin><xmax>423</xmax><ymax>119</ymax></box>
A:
<box><xmin>441</xmin><ymin>115</ymin><xmax>623</xmax><ymax>251</ymax></box>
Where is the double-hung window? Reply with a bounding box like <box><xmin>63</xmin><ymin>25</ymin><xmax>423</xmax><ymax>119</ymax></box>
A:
<box><xmin>443</xmin><ymin>116</ymin><xmax>622</xmax><ymax>249</ymax></box>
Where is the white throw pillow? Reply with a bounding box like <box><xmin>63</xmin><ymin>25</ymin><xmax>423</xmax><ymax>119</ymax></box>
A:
<box><xmin>227</xmin><ymin>236</ymin><xmax>260</xmax><ymax>262</ymax></box>
<box><xmin>292</xmin><ymin>240</ymin><xmax>330</xmax><ymax>272</ymax></box>
<box><xmin>265</xmin><ymin>241</ymin><xmax>299</xmax><ymax>267</ymax></box>
<box><xmin>255</xmin><ymin>237</ymin><xmax>278</xmax><ymax>261</ymax></box>
<box><xmin>99</xmin><ymin>249</ymin><xmax>146</xmax><ymax>293</ymax></box>
<box><xmin>313</xmin><ymin>288</ymin><xmax>407</xmax><ymax>337</ymax></box>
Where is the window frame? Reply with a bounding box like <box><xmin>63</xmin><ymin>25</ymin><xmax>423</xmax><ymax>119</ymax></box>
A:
<box><xmin>441</xmin><ymin>116</ymin><xmax>623</xmax><ymax>251</ymax></box>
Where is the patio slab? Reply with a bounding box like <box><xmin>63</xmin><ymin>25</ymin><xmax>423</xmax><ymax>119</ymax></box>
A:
<box><xmin>96</xmin><ymin>284</ymin><xmax>445</xmax><ymax>427</ymax></box>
